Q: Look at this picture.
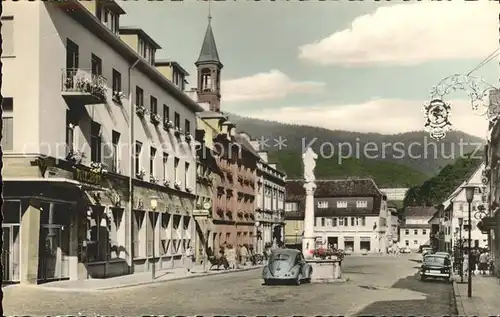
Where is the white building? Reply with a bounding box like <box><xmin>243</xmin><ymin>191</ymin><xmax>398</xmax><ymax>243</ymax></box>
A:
<box><xmin>380</xmin><ymin>188</ymin><xmax>409</xmax><ymax>201</ymax></box>
<box><xmin>305</xmin><ymin>178</ymin><xmax>388</xmax><ymax>254</ymax></box>
<box><xmin>432</xmin><ymin>163</ymin><xmax>488</xmax><ymax>251</ymax></box>
<box><xmin>253</xmin><ymin>150</ymin><xmax>286</xmax><ymax>253</ymax></box>
<box><xmin>399</xmin><ymin>206</ymin><xmax>435</xmax><ymax>250</ymax></box>
<box><xmin>1</xmin><ymin>0</ymin><xmax>202</xmax><ymax>284</ymax></box>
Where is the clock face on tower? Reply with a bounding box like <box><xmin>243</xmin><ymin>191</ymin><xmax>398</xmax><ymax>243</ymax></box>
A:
<box><xmin>203</xmin><ymin>202</ymin><xmax>211</xmax><ymax>210</ymax></box>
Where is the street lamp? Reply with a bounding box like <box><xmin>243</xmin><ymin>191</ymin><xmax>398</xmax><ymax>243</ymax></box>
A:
<box><xmin>150</xmin><ymin>196</ymin><xmax>158</xmax><ymax>280</ymax></box>
<box><xmin>463</xmin><ymin>184</ymin><xmax>477</xmax><ymax>298</ymax></box>
<box><xmin>458</xmin><ymin>217</ymin><xmax>464</xmax><ymax>283</ymax></box>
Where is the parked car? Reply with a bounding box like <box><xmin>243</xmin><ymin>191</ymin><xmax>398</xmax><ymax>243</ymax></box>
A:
<box><xmin>422</xmin><ymin>247</ymin><xmax>433</xmax><ymax>257</ymax></box>
<box><xmin>418</xmin><ymin>244</ymin><xmax>431</xmax><ymax>253</ymax></box>
<box><xmin>399</xmin><ymin>246</ymin><xmax>411</xmax><ymax>254</ymax></box>
<box><xmin>262</xmin><ymin>249</ymin><xmax>313</xmax><ymax>285</ymax></box>
<box><xmin>420</xmin><ymin>254</ymin><xmax>452</xmax><ymax>282</ymax></box>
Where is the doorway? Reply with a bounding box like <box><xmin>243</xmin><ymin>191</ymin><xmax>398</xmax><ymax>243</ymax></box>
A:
<box><xmin>38</xmin><ymin>225</ymin><xmax>70</xmax><ymax>282</ymax></box>
<box><xmin>2</xmin><ymin>225</ymin><xmax>20</xmax><ymax>282</ymax></box>
<box><xmin>327</xmin><ymin>237</ymin><xmax>338</xmax><ymax>249</ymax></box>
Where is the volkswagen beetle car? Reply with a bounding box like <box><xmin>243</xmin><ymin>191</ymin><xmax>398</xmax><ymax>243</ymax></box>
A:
<box><xmin>420</xmin><ymin>254</ymin><xmax>452</xmax><ymax>282</ymax></box>
<box><xmin>262</xmin><ymin>249</ymin><xmax>312</xmax><ymax>285</ymax></box>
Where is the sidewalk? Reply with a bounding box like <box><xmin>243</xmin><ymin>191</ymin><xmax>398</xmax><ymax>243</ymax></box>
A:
<box><xmin>453</xmin><ymin>274</ymin><xmax>500</xmax><ymax>316</ymax></box>
<box><xmin>18</xmin><ymin>264</ymin><xmax>264</xmax><ymax>292</ymax></box>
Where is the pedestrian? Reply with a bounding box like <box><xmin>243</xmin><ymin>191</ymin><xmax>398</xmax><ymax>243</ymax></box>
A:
<box><xmin>226</xmin><ymin>244</ymin><xmax>236</xmax><ymax>269</ymax></box>
<box><xmin>469</xmin><ymin>250</ymin><xmax>477</xmax><ymax>275</ymax></box>
<box><xmin>241</xmin><ymin>244</ymin><xmax>249</xmax><ymax>265</ymax></box>
<box><xmin>463</xmin><ymin>252</ymin><xmax>469</xmax><ymax>276</ymax></box>
<box><xmin>479</xmin><ymin>250</ymin><xmax>488</xmax><ymax>274</ymax></box>
<box><xmin>184</xmin><ymin>246</ymin><xmax>194</xmax><ymax>273</ymax></box>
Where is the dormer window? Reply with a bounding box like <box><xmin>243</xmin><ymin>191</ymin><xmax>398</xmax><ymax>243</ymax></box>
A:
<box><xmin>317</xmin><ymin>201</ymin><xmax>328</xmax><ymax>209</ymax></box>
<box><xmin>96</xmin><ymin>2</ymin><xmax>122</xmax><ymax>35</ymax></box>
<box><xmin>138</xmin><ymin>38</ymin><xmax>155</xmax><ymax>65</ymax></box>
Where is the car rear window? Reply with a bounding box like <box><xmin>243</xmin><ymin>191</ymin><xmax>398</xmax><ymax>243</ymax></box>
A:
<box><xmin>424</xmin><ymin>256</ymin><xmax>445</xmax><ymax>264</ymax></box>
<box><xmin>270</xmin><ymin>253</ymin><xmax>290</xmax><ymax>262</ymax></box>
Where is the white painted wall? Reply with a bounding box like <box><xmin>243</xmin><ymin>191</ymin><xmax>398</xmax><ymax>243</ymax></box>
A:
<box><xmin>3</xmin><ymin>2</ymin><xmax>196</xmax><ymax>187</ymax></box>
<box><xmin>399</xmin><ymin>226</ymin><xmax>430</xmax><ymax>249</ymax></box>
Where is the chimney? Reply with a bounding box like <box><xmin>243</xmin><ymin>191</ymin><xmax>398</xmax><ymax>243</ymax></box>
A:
<box><xmin>186</xmin><ymin>88</ymin><xmax>198</xmax><ymax>102</ymax></box>
<box><xmin>258</xmin><ymin>151</ymin><xmax>268</xmax><ymax>162</ymax></box>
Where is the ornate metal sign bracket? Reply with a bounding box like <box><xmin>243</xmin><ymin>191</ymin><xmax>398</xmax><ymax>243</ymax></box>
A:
<box><xmin>423</xmin><ymin>74</ymin><xmax>499</xmax><ymax>140</ymax></box>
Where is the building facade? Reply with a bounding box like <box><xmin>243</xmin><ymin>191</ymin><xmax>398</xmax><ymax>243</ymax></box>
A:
<box><xmin>1</xmin><ymin>0</ymin><xmax>201</xmax><ymax>284</ymax></box>
<box><xmin>254</xmin><ymin>151</ymin><xmax>286</xmax><ymax>254</ymax></box>
<box><xmin>284</xmin><ymin>178</ymin><xmax>388</xmax><ymax>253</ymax></box>
<box><xmin>380</xmin><ymin>188</ymin><xmax>409</xmax><ymax>201</ymax></box>
<box><xmin>399</xmin><ymin>206</ymin><xmax>435</xmax><ymax>250</ymax></box>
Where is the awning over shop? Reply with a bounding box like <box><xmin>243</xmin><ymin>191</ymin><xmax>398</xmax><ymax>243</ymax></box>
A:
<box><xmin>344</xmin><ymin>236</ymin><xmax>354</xmax><ymax>242</ymax></box>
<box><xmin>84</xmin><ymin>190</ymin><xmax>113</xmax><ymax>206</ymax></box>
<box><xmin>181</xmin><ymin>197</ymin><xmax>194</xmax><ymax>214</ymax></box>
<box><xmin>360</xmin><ymin>237</ymin><xmax>371</xmax><ymax>242</ymax></box>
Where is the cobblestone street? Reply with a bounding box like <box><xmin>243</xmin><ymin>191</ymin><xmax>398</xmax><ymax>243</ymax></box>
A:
<box><xmin>3</xmin><ymin>254</ymin><xmax>456</xmax><ymax>316</ymax></box>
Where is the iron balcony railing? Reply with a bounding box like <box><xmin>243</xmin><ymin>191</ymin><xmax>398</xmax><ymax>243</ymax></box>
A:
<box><xmin>61</xmin><ymin>68</ymin><xmax>107</xmax><ymax>101</ymax></box>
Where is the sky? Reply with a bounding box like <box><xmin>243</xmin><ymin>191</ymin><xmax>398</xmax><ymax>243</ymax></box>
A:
<box><xmin>119</xmin><ymin>0</ymin><xmax>500</xmax><ymax>138</ymax></box>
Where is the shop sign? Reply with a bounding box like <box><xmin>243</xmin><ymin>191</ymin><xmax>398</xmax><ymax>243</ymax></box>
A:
<box><xmin>74</xmin><ymin>167</ymin><xmax>103</xmax><ymax>185</ymax></box>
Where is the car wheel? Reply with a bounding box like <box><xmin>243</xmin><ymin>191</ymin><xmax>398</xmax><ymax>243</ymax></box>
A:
<box><xmin>295</xmin><ymin>273</ymin><xmax>302</xmax><ymax>286</ymax></box>
<box><xmin>421</xmin><ymin>275</ymin><xmax>426</xmax><ymax>281</ymax></box>
<box><xmin>263</xmin><ymin>279</ymin><xmax>270</xmax><ymax>285</ymax></box>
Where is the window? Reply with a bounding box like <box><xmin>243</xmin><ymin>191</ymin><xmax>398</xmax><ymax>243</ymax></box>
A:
<box><xmin>1</xmin><ymin>16</ymin><xmax>14</xmax><ymax>56</ymax></box>
<box><xmin>405</xmin><ymin>229</ymin><xmax>409</xmax><ymax>235</ymax></box>
<box><xmin>66</xmin><ymin>111</ymin><xmax>74</xmax><ymax>153</ymax></box>
<box><xmin>351</xmin><ymin>217</ymin><xmax>355</xmax><ymax>226</ymax></box>
<box><xmin>285</xmin><ymin>202</ymin><xmax>298</xmax><ymax>212</ymax></box>
<box><xmin>136</xmin><ymin>86</ymin><xmax>144</xmax><ymax>107</ymax></box>
<box><xmin>185</xmin><ymin>162</ymin><xmax>191</xmax><ymax>188</ymax></box>
<box><xmin>338</xmin><ymin>218</ymin><xmax>343</xmax><ymax>226</ymax></box>
<box><xmin>112</xmin><ymin>69</ymin><xmax>122</xmax><ymax>96</ymax></box>
<box><xmin>174</xmin><ymin>112</ymin><xmax>180</xmax><ymax>129</ymax></box>
<box><xmin>133</xmin><ymin>210</ymin><xmax>145</xmax><ymax>258</ymax></box>
<box><xmin>459</xmin><ymin>203</ymin><xmax>464</xmax><ymax>211</ymax></box>
<box><xmin>91</xmin><ymin>54</ymin><xmax>102</xmax><ymax>76</ymax></box>
<box><xmin>90</xmin><ymin>121</ymin><xmax>102</xmax><ymax>163</ymax></box>
<box><xmin>344</xmin><ymin>218</ymin><xmax>348</xmax><ymax>227</ymax></box>
<box><xmin>413</xmin><ymin>240</ymin><xmax>418</xmax><ymax>245</ymax></box>
<box><xmin>103</xmin><ymin>8</ymin><xmax>119</xmax><ymax>34</ymax></box>
<box><xmin>332</xmin><ymin>218</ymin><xmax>337</xmax><ymax>227</ymax></box>
<box><xmin>174</xmin><ymin>157</ymin><xmax>180</xmax><ymax>182</ymax></box>
<box><xmin>150</xmin><ymin>96</ymin><xmax>157</xmax><ymax>114</ymax></box>
<box><xmin>150</xmin><ymin>147</ymin><xmax>156</xmax><ymax>179</ymax></box>
<box><xmin>185</xmin><ymin>119</ymin><xmax>191</xmax><ymax>135</ymax></box>
<box><xmin>474</xmin><ymin>188</ymin><xmax>480</xmax><ymax>194</ymax></box>
<box><xmin>337</xmin><ymin>201</ymin><xmax>347</xmax><ymax>208</ymax></box>
<box><xmin>356</xmin><ymin>200</ymin><xmax>367</xmax><ymax>208</ymax></box>
<box><xmin>138</xmin><ymin>38</ymin><xmax>147</xmax><ymax>58</ymax></box>
<box><xmin>135</xmin><ymin>141</ymin><xmax>142</xmax><ymax>176</ymax></box>
<box><xmin>414</xmin><ymin>229</ymin><xmax>418</xmax><ymax>235</ymax></box>
<box><xmin>422</xmin><ymin>229</ymin><xmax>427</xmax><ymax>235</ymax></box>
<box><xmin>314</xmin><ymin>217</ymin><xmax>317</xmax><ymax>226</ymax></box>
<box><xmin>317</xmin><ymin>201</ymin><xmax>328</xmax><ymax>208</ymax></box>
<box><xmin>321</xmin><ymin>218</ymin><xmax>325</xmax><ymax>226</ymax></box>
<box><xmin>163</xmin><ymin>105</ymin><xmax>170</xmax><ymax>124</ymax></box>
<box><xmin>405</xmin><ymin>240</ymin><xmax>409</xmax><ymax>246</ymax></box>
<box><xmin>86</xmin><ymin>207</ymin><xmax>109</xmax><ymax>262</ymax></box>
<box><xmin>2</xmin><ymin>98</ymin><xmax>13</xmax><ymax>151</ymax></box>
<box><xmin>361</xmin><ymin>216</ymin><xmax>366</xmax><ymax>226</ymax></box>
<box><xmin>109</xmin><ymin>208</ymin><xmax>125</xmax><ymax>259</ymax></box>
<box><xmin>111</xmin><ymin>131</ymin><xmax>120</xmax><ymax>173</ymax></box>
<box><xmin>163</xmin><ymin>153</ymin><xmax>168</xmax><ymax>181</ymax></box>
<box><xmin>160</xmin><ymin>213</ymin><xmax>171</xmax><ymax>255</ymax></box>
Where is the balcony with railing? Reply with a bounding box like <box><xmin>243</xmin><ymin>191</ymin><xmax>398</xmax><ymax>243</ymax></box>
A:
<box><xmin>61</xmin><ymin>68</ymin><xmax>107</xmax><ymax>104</ymax></box>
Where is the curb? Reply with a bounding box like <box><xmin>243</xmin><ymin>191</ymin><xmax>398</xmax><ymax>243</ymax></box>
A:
<box><xmin>38</xmin><ymin>265</ymin><xmax>265</xmax><ymax>292</ymax></box>
<box><xmin>452</xmin><ymin>278</ymin><xmax>466</xmax><ymax>316</ymax></box>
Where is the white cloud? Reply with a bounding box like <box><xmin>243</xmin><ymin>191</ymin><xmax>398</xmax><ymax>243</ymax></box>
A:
<box><xmin>244</xmin><ymin>99</ymin><xmax>488</xmax><ymax>138</ymax></box>
<box><xmin>221</xmin><ymin>70</ymin><xmax>325</xmax><ymax>102</ymax></box>
<box><xmin>299</xmin><ymin>2</ymin><xmax>499</xmax><ymax>66</ymax></box>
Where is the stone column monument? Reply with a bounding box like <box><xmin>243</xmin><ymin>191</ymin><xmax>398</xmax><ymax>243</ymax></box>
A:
<box><xmin>302</xmin><ymin>147</ymin><xmax>318</xmax><ymax>259</ymax></box>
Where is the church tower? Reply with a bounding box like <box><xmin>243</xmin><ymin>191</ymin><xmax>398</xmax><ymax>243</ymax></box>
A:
<box><xmin>195</xmin><ymin>12</ymin><xmax>223</xmax><ymax>112</ymax></box>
